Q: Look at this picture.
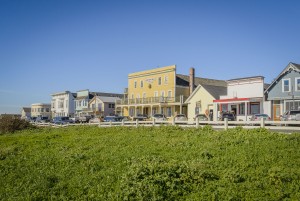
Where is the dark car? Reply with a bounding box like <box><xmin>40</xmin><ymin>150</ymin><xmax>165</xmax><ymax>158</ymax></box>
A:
<box><xmin>152</xmin><ymin>114</ymin><xmax>167</xmax><ymax>121</ymax></box>
<box><xmin>103</xmin><ymin>116</ymin><xmax>123</xmax><ymax>122</ymax></box>
<box><xmin>52</xmin><ymin>116</ymin><xmax>72</xmax><ymax>124</ymax></box>
<box><xmin>133</xmin><ymin>114</ymin><xmax>148</xmax><ymax>121</ymax></box>
<box><xmin>220</xmin><ymin>113</ymin><xmax>235</xmax><ymax>121</ymax></box>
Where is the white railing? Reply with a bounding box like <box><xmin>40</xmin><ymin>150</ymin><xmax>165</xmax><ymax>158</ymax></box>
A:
<box><xmin>32</xmin><ymin>118</ymin><xmax>300</xmax><ymax>131</ymax></box>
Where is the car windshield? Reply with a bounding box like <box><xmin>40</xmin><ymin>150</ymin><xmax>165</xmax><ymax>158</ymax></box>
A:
<box><xmin>154</xmin><ymin>114</ymin><xmax>163</xmax><ymax>118</ymax></box>
<box><xmin>290</xmin><ymin>111</ymin><xmax>300</xmax><ymax>115</ymax></box>
<box><xmin>256</xmin><ymin>114</ymin><xmax>268</xmax><ymax>117</ymax></box>
<box><xmin>61</xmin><ymin>117</ymin><xmax>69</xmax><ymax>121</ymax></box>
<box><xmin>223</xmin><ymin>113</ymin><xmax>234</xmax><ymax>117</ymax></box>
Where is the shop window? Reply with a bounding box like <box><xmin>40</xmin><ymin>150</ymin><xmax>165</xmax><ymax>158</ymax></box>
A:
<box><xmin>239</xmin><ymin>103</ymin><xmax>245</xmax><ymax>115</ymax></box>
<box><xmin>250</xmin><ymin>102</ymin><xmax>260</xmax><ymax>114</ymax></box>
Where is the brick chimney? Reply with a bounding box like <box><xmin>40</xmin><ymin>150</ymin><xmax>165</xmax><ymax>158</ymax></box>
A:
<box><xmin>189</xmin><ymin>67</ymin><xmax>195</xmax><ymax>95</ymax></box>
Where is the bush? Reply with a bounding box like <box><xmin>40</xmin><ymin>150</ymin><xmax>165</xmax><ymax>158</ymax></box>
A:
<box><xmin>0</xmin><ymin>116</ymin><xmax>35</xmax><ymax>134</ymax></box>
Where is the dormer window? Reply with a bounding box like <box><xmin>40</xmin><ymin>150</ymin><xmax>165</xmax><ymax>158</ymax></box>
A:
<box><xmin>282</xmin><ymin>78</ymin><xmax>291</xmax><ymax>92</ymax></box>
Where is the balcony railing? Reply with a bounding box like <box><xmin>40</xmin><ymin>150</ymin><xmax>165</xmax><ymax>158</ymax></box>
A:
<box><xmin>116</xmin><ymin>96</ymin><xmax>188</xmax><ymax>105</ymax></box>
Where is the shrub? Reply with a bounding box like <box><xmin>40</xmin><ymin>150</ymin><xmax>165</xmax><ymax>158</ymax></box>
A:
<box><xmin>0</xmin><ymin>116</ymin><xmax>35</xmax><ymax>134</ymax></box>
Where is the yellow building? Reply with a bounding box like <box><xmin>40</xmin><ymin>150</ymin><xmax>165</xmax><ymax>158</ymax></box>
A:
<box><xmin>117</xmin><ymin>65</ymin><xmax>206</xmax><ymax>118</ymax></box>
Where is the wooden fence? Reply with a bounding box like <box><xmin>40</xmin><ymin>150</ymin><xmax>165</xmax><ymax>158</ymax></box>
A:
<box><xmin>32</xmin><ymin>118</ymin><xmax>300</xmax><ymax>132</ymax></box>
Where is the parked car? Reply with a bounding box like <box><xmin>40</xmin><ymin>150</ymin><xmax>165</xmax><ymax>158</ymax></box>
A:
<box><xmin>78</xmin><ymin>115</ymin><xmax>92</xmax><ymax>123</ymax></box>
<box><xmin>250</xmin><ymin>114</ymin><xmax>271</xmax><ymax>121</ymax></box>
<box><xmin>194</xmin><ymin>114</ymin><xmax>208</xmax><ymax>121</ymax></box>
<box><xmin>152</xmin><ymin>114</ymin><xmax>167</xmax><ymax>121</ymax></box>
<box><xmin>280</xmin><ymin>110</ymin><xmax>300</xmax><ymax>121</ymax></box>
<box><xmin>220</xmin><ymin>113</ymin><xmax>235</xmax><ymax>121</ymax></box>
<box><xmin>70</xmin><ymin>116</ymin><xmax>80</xmax><ymax>123</ymax></box>
<box><xmin>133</xmin><ymin>114</ymin><xmax>148</xmax><ymax>121</ymax></box>
<box><xmin>35</xmin><ymin>116</ymin><xmax>50</xmax><ymax>123</ymax></box>
<box><xmin>174</xmin><ymin>114</ymin><xmax>187</xmax><ymax>121</ymax></box>
<box><xmin>103</xmin><ymin>116</ymin><xmax>123</xmax><ymax>122</ymax></box>
<box><xmin>52</xmin><ymin>116</ymin><xmax>72</xmax><ymax>124</ymax></box>
<box><xmin>30</xmin><ymin>117</ymin><xmax>37</xmax><ymax>123</ymax></box>
<box><xmin>119</xmin><ymin>116</ymin><xmax>131</xmax><ymax>121</ymax></box>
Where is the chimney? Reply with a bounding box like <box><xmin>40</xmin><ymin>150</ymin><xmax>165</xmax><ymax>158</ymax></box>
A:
<box><xmin>189</xmin><ymin>67</ymin><xmax>195</xmax><ymax>95</ymax></box>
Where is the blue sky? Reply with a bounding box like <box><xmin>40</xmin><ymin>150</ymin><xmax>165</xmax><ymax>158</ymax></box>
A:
<box><xmin>0</xmin><ymin>0</ymin><xmax>299</xmax><ymax>114</ymax></box>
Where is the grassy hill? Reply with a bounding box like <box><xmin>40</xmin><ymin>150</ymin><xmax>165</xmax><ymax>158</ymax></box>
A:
<box><xmin>0</xmin><ymin>126</ymin><xmax>300</xmax><ymax>200</ymax></box>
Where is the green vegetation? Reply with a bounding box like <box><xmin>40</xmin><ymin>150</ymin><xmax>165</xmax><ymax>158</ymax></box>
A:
<box><xmin>0</xmin><ymin>116</ymin><xmax>35</xmax><ymax>134</ymax></box>
<box><xmin>0</xmin><ymin>126</ymin><xmax>299</xmax><ymax>200</ymax></box>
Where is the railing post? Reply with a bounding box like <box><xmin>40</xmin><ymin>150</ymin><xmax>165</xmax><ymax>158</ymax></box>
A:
<box><xmin>122</xmin><ymin>119</ymin><xmax>125</xmax><ymax>126</ymax></box>
<box><xmin>196</xmin><ymin>117</ymin><xmax>199</xmax><ymax>128</ymax></box>
<box><xmin>172</xmin><ymin>117</ymin><xmax>175</xmax><ymax>126</ymax></box>
<box><xmin>136</xmin><ymin>119</ymin><xmax>139</xmax><ymax>127</ymax></box>
<box><xmin>260</xmin><ymin>118</ymin><xmax>265</xmax><ymax>128</ymax></box>
<box><xmin>152</xmin><ymin>118</ymin><xmax>156</xmax><ymax>126</ymax></box>
<box><xmin>224</xmin><ymin>118</ymin><xmax>228</xmax><ymax>130</ymax></box>
<box><xmin>110</xmin><ymin>120</ymin><xmax>112</xmax><ymax>127</ymax></box>
<box><xmin>98</xmin><ymin>121</ymin><xmax>101</xmax><ymax>127</ymax></box>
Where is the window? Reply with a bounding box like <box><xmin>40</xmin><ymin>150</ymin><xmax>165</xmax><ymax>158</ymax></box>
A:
<box><xmin>141</xmin><ymin>80</ymin><xmax>143</xmax><ymax>88</ymax></box>
<box><xmin>108</xmin><ymin>104</ymin><xmax>115</xmax><ymax>109</ymax></box>
<box><xmin>250</xmin><ymin>102</ymin><xmax>260</xmax><ymax>114</ymax></box>
<box><xmin>167</xmin><ymin>107</ymin><xmax>172</xmax><ymax>117</ymax></box>
<box><xmin>46</xmin><ymin>108</ymin><xmax>50</xmax><ymax>112</ymax></box>
<box><xmin>41</xmin><ymin>108</ymin><xmax>44</xmax><ymax>112</ymax></box>
<box><xmin>286</xmin><ymin>101</ymin><xmax>300</xmax><ymax>111</ymax></box>
<box><xmin>134</xmin><ymin>81</ymin><xmax>137</xmax><ymax>88</ymax></box>
<box><xmin>158</xmin><ymin>77</ymin><xmax>162</xmax><ymax>85</ymax></box>
<box><xmin>282</xmin><ymin>78</ymin><xmax>291</xmax><ymax>92</ymax></box>
<box><xmin>296</xmin><ymin>78</ymin><xmax>300</xmax><ymax>91</ymax></box>
<box><xmin>195</xmin><ymin>101</ymin><xmax>201</xmax><ymax>115</ymax></box>
<box><xmin>164</xmin><ymin>76</ymin><xmax>168</xmax><ymax>84</ymax></box>
<box><xmin>239</xmin><ymin>103</ymin><xmax>245</xmax><ymax>115</ymax></box>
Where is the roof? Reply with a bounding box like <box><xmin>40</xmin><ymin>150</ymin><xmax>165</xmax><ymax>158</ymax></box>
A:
<box><xmin>98</xmin><ymin>96</ymin><xmax>121</xmax><ymax>103</ymax></box>
<box><xmin>176</xmin><ymin>74</ymin><xmax>227</xmax><ymax>87</ymax></box>
<box><xmin>22</xmin><ymin>107</ymin><xmax>31</xmax><ymax>112</ymax></box>
<box><xmin>185</xmin><ymin>84</ymin><xmax>227</xmax><ymax>103</ymax></box>
<box><xmin>227</xmin><ymin>76</ymin><xmax>264</xmax><ymax>82</ymax></box>
<box><xmin>265</xmin><ymin>62</ymin><xmax>300</xmax><ymax>93</ymax></box>
<box><xmin>201</xmin><ymin>84</ymin><xmax>227</xmax><ymax>99</ymax></box>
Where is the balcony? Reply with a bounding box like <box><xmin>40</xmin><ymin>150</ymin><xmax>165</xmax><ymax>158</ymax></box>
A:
<box><xmin>116</xmin><ymin>96</ymin><xmax>188</xmax><ymax>105</ymax></box>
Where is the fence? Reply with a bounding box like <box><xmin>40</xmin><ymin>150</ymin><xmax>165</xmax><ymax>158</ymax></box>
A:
<box><xmin>32</xmin><ymin>118</ymin><xmax>300</xmax><ymax>132</ymax></box>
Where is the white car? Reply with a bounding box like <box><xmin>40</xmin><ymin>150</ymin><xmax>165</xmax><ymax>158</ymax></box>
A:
<box><xmin>174</xmin><ymin>114</ymin><xmax>187</xmax><ymax>121</ymax></box>
<box><xmin>152</xmin><ymin>114</ymin><xmax>167</xmax><ymax>121</ymax></box>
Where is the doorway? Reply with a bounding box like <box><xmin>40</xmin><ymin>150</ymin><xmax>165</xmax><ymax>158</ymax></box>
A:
<box><xmin>273</xmin><ymin>104</ymin><xmax>281</xmax><ymax>121</ymax></box>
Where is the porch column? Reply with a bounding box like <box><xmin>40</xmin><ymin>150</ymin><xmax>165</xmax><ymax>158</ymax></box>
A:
<box><xmin>213</xmin><ymin>102</ymin><xmax>218</xmax><ymax>121</ymax></box>
<box><xmin>150</xmin><ymin>105</ymin><xmax>153</xmax><ymax>116</ymax></box>
<box><xmin>245</xmin><ymin>101</ymin><xmax>248</xmax><ymax>120</ymax></box>
<box><xmin>142</xmin><ymin>105</ymin><xmax>144</xmax><ymax>114</ymax></box>
<box><xmin>180</xmin><ymin>95</ymin><xmax>183</xmax><ymax>114</ymax></box>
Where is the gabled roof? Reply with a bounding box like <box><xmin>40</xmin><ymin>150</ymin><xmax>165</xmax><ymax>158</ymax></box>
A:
<box><xmin>185</xmin><ymin>84</ymin><xmax>227</xmax><ymax>103</ymax></box>
<box><xmin>22</xmin><ymin>107</ymin><xmax>31</xmax><ymax>112</ymax></box>
<box><xmin>176</xmin><ymin>74</ymin><xmax>227</xmax><ymax>87</ymax></box>
<box><xmin>89</xmin><ymin>96</ymin><xmax>121</xmax><ymax>104</ymax></box>
<box><xmin>265</xmin><ymin>62</ymin><xmax>300</xmax><ymax>93</ymax></box>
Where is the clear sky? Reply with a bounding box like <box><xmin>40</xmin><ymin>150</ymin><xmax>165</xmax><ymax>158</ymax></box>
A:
<box><xmin>0</xmin><ymin>0</ymin><xmax>299</xmax><ymax>114</ymax></box>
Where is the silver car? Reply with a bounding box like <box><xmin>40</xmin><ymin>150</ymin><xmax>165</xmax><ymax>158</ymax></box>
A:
<box><xmin>174</xmin><ymin>114</ymin><xmax>187</xmax><ymax>121</ymax></box>
<box><xmin>280</xmin><ymin>110</ymin><xmax>300</xmax><ymax>121</ymax></box>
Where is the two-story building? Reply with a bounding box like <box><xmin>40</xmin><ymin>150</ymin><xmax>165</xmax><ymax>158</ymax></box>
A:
<box><xmin>51</xmin><ymin>91</ymin><xmax>76</xmax><ymax>117</ymax></box>
<box><xmin>31</xmin><ymin>103</ymin><xmax>51</xmax><ymax>118</ymax></box>
<box><xmin>213</xmin><ymin>76</ymin><xmax>267</xmax><ymax>121</ymax></box>
<box><xmin>265</xmin><ymin>62</ymin><xmax>300</xmax><ymax>120</ymax></box>
<box><xmin>87</xmin><ymin>96</ymin><xmax>121</xmax><ymax>117</ymax></box>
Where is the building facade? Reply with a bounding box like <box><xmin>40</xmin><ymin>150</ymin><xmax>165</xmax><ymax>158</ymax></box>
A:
<box><xmin>21</xmin><ymin>107</ymin><xmax>31</xmax><ymax>120</ymax></box>
<box><xmin>51</xmin><ymin>91</ymin><xmax>76</xmax><ymax>117</ymax></box>
<box><xmin>265</xmin><ymin>62</ymin><xmax>300</xmax><ymax>120</ymax></box>
<box><xmin>31</xmin><ymin>103</ymin><xmax>51</xmax><ymax>118</ymax></box>
<box><xmin>185</xmin><ymin>84</ymin><xmax>227</xmax><ymax>121</ymax></box>
<box><xmin>213</xmin><ymin>76</ymin><xmax>266</xmax><ymax>121</ymax></box>
<box><xmin>116</xmin><ymin>65</ymin><xmax>188</xmax><ymax>118</ymax></box>
<box><xmin>86</xmin><ymin>96</ymin><xmax>121</xmax><ymax>117</ymax></box>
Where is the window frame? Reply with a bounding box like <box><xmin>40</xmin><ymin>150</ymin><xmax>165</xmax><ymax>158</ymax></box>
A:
<box><xmin>295</xmin><ymin>77</ymin><xmax>300</xmax><ymax>91</ymax></box>
<box><xmin>282</xmin><ymin>78</ymin><xmax>291</xmax><ymax>92</ymax></box>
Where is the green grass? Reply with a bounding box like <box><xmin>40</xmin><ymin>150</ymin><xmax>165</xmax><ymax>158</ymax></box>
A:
<box><xmin>0</xmin><ymin>126</ymin><xmax>300</xmax><ymax>200</ymax></box>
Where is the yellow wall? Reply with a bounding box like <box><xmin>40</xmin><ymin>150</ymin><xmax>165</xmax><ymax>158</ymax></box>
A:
<box><xmin>128</xmin><ymin>65</ymin><xmax>176</xmax><ymax>99</ymax></box>
<box><xmin>186</xmin><ymin>86</ymin><xmax>214</xmax><ymax>121</ymax></box>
